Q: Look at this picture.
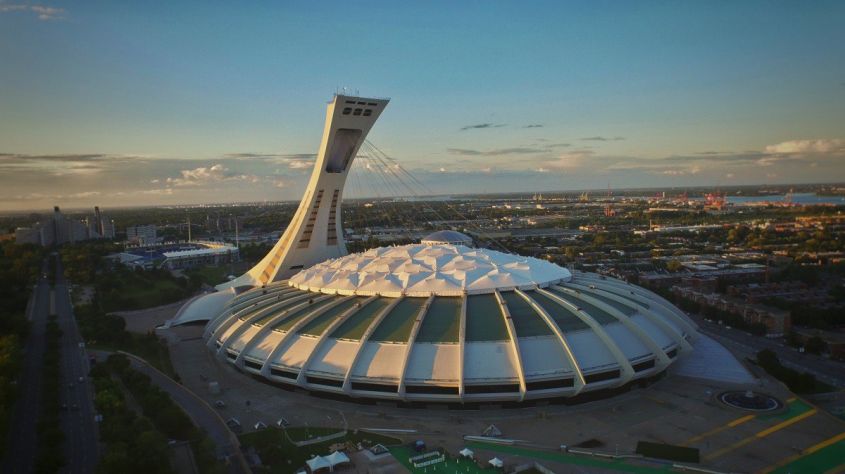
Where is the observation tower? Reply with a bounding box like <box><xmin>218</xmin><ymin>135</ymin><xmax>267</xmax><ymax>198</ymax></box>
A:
<box><xmin>223</xmin><ymin>94</ymin><xmax>389</xmax><ymax>289</ymax></box>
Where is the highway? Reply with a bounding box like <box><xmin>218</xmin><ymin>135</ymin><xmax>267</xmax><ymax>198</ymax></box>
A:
<box><xmin>54</xmin><ymin>258</ymin><xmax>100</xmax><ymax>473</ymax></box>
<box><xmin>1</xmin><ymin>263</ymin><xmax>49</xmax><ymax>473</ymax></box>
<box><xmin>692</xmin><ymin>315</ymin><xmax>845</xmax><ymax>388</ymax></box>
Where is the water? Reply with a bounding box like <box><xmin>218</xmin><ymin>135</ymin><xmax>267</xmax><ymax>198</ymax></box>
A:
<box><xmin>726</xmin><ymin>193</ymin><xmax>845</xmax><ymax>205</ymax></box>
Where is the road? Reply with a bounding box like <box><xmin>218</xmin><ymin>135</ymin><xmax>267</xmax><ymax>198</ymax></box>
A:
<box><xmin>54</xmin><ymin>258</ymin><xmax>100</xmax><ymax>473</ymax></box>
<box><xmin>1</xmin><ymin>262</ymin><xmax>49</xmax><ymax>473</ymax></box>
<box><xmin>91</xmin><ymin>350</ymin><xmax>249</xmax><ymax>474</ymax></box>
<box><xmin>692</xmin><ymin>315</ymin><xmax>845</xmax><ymax>388</ymax></box>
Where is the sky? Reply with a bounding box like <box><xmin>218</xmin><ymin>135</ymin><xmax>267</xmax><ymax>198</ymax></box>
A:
<box><xmin>1</xmin><ymin>1</ymin><xmax>844</xmax><ymax>211</ymax></box>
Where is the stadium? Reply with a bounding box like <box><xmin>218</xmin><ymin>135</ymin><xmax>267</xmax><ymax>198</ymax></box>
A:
<box><xmin>173</xmin><ymin>93</ymin><xmax>698</xmax><ymax>403</ymax></box>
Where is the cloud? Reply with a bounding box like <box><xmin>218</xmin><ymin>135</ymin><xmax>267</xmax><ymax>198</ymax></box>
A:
<box><xmin>447</xmin><ymin>147</ymin><xmax>545</xmax><ymax>156</ymax></box>
<box><xmin>0</xmin><ymin>3</ymin><xmax>65</xmax><ymax>20</ymax></box>
<box><xmin>459</xmin><ymin>123</ymin><xmax>506</xmax><ymax>131</ymax></box>
<box><xmin>288</xmin><ymin>159</ymin><xmax>312</xmax><ymax>170</ymax></box>
<box><xmin>523</xmin><ymin>124</ymin><xmax>544</xmax><ymax>128</ymax></box>
<box><xmin>580</xmin><ymin>136</ymin><xmax>625</xmax><ymax>142</ymax></box>
<box><xmin>764</xmin><ymin>139</ymin><xmax>845</xmax><ymax>154</ymax></box>
<box><xmin>140</xmin><ymin>188</ymin><xmax>175</xmax><ymax>196</ymax></box>
<box><xmin>542</xmin><ymin>150</ymin><xmax>594</xmax><ymax>170</ymax></box>
<box><xmin>165</xmin><ymin>163</ymin><xmax>260</xmax><ymax>187</ymax></box>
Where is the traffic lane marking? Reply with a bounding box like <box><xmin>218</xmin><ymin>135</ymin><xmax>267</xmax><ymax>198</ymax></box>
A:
<box><xmin>682</xmin><ymin>414</ymin><xmax>755</xmax><ymax>446</ymax></box>
<box><xmin>703</xmin><ymin>408</ymin><xmax>817</xmax><ymax>462</ymax></box>
<box><xmin>760</xmin><ymin>431</ymin><xmax>845</xmax><ymax>474</ymax></box>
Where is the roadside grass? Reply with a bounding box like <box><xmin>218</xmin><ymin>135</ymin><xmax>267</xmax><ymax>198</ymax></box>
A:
<box><xmin>239</xmin><ymin>427</ymin><xmax>401</xmax><ymax>474</ymax></box>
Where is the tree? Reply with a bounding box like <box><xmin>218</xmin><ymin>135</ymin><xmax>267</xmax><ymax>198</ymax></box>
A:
<box><xmin>805</xmin><ymin>336</ymin><xmax>827</xmax><ymax>355</ymax></box>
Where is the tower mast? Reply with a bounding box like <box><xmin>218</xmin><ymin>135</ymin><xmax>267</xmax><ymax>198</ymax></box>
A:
<box><xmin>221</xmin><ymin>94</ymin><xmax>390</xmax><ymax>289</ymax></box>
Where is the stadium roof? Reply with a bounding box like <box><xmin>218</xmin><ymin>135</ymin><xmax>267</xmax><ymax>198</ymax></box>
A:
<box><xmin>288</xmin><ymin>244</ymin><xmax>571</xmax><ymax>297</ymax></box>
<box><xmin>421</xmin><ymin>230</ymin><xmax>473</xmax><ymax>246</ymax></box>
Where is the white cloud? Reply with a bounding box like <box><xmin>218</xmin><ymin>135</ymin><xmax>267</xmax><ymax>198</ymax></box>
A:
<box><xmin>543</xmin><ymin>150</ymin><xmax>592</xmax><ymax>170</ymax></box>
<box><xmin>288</xmin><ymin>159</ymin><xmax>312</xmax><ymax>170</ymax></box>
<box><xmin>140</xmin><ymin>188</ymin><xmax>175</xmax><ymax>196</ymax></box>
<box><xmin>0</xmin><ymin>3</ymin><xmax>65</xmax><ymax>20</ymax></box>
<box><xmin>165</xmin><ymin>163</ymin><xmax>260</xmax><ymax>187</ymax></box>
<box><xmin>765</xmin><ymin>139</ymin><xmax>844</xmax><ymax>154</ymax></box>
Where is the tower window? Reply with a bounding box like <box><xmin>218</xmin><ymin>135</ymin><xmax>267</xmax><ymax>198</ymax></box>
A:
<box><xmin>363</xmin><ymin>109</ymin><xmax>372</xmax><ymax>116</ymax></box>
<box><xmin>325</xmin><ymin>128</ymin><xmax>362</xmax><ymax>173</ymax></box>
<box><xmin>342</xmin><ymin>107</ymin><xmax>352</xmax><ymax>115</ymax></box>
<box><xmin>353</xmin><ymin>108</ymin><xmax>362</xmax><ymax>116</ymax></box>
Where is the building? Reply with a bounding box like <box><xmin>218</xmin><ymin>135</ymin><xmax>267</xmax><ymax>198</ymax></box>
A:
<box><xmin>222</xmin><ymin>94</ymin><xmax>390</xmax><ymax>289</ymax></box>
<box><xmin>160</xmin><ymin>242</ymin><xmax>239</xmax><ymax>270</ymax></box>
<box><xmin>15</xmin><ymin>206</ymin><xmax>115</xmax><ymax>246</ymax></box>
<box><xmin>126</xmin><ymin>224</ymin><xmax>158</xmax><ymax>246</ymax></box>
<box><xmin>201</xmin><ymin>242</ymin><xmax>695</xmax><ymax>403</ymax></box>
<box><xmin>420</xmin><ymin>230</ymin><xmax>474</xmax><ymax>246</ymax></box>
<box><xmin>171</xmin><ymin>95</ymin><xmax>699</xmax><ymax>404</ymax></box>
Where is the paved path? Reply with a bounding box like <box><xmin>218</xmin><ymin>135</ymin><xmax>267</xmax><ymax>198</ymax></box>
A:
<box><xmin>1</xmin><ymin>265</ymin><xmax>49</xmax><ymax>473</ymax></box>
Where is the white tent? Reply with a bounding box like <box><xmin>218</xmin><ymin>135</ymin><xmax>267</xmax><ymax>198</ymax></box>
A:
<box><xmin>488</xmin><ymin>457</ymin><xmax>504</xmax><ymax>468</ymax></box>
<box><xmin>459</xmin><ymin>448</ymin><xmax>474</xmax><ymax>459</ymax></box>
<box><xmin>326</xmin><ymin>451</ymin><xmax>350</xmax><ymax>468</ymax></box>
<box><xmin>306</xmin><ymin>455</ymin><xmax>331</xmax><ymax>472</ymax></box>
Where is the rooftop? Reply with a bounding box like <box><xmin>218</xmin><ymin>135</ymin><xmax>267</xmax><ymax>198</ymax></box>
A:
<box><xmin>288</xmin><ymin>243</ymin><xmax>572</xmax><ymax>297</ymax></box>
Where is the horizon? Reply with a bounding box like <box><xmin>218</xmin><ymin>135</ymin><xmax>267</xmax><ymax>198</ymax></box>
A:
<box><xmin>4</xmin><ymin>180</ymin><xmax>843</xmax><ymax>217</ymax></box>
<box><xmin>2</xmin><ymin>1</ymin><xmax>844</xmax><ymax>211</ymax></box>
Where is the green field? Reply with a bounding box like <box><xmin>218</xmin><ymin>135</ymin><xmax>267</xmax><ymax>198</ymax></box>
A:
<box><xmin>465</xmin><ymin>441</ymin><xmax>676</xmax><ymax>474</ymax></box>
<box><xmin>390</xmin><ymin>445</ymin><xmax>501</xmax><ymax>473</ymax></box>
<box><xmin>771</xmin><ymin>439</ymin><xmax>845</xmax><ymax>473</ymax></box>
<box><xmin>239</xmin><ymin>428</ymin><xmax>401</xmax><ymax>474</ymax></box>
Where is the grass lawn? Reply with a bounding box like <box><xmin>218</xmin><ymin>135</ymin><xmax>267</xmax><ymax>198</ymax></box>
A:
<box><xmin>390</xmin><ymin>445</ymin><xmax>501</xmax><ymax>473</ymax></box>
<box><xmin>185</xmin><ymin>265</ymin><xmax>232</xmax><ymax>287</ymax></box>
<box><xmin>465</xmin><ymin>441</ymin><xmax>676</xmax><ymax>474</ymax></box>
<box><xmin>100</xmin><ymin>278</ymin><xmax>190</xmax><ymax>312</ymax></box>
<box><xmin>239</xmin><ymin>427</ymin><xmax>401</xmax><ymax>474</ymax></box>
<box><xmin>91</xmin><ymin>333</ymin><xmax>179</xmax><ymax>380</ymax></box>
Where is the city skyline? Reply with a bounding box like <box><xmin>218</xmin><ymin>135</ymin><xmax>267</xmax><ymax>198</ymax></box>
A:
<box><xmin>2</xmin><ymin>1</ymin><xmax>844</xmax><ymax>211</ymax></box>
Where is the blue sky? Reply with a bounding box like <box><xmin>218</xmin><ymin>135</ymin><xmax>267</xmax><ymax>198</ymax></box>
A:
<box><xmin>1</xmin><ymin>1</ymin><xmax>844</xmax><ymax>210</ymax></box>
